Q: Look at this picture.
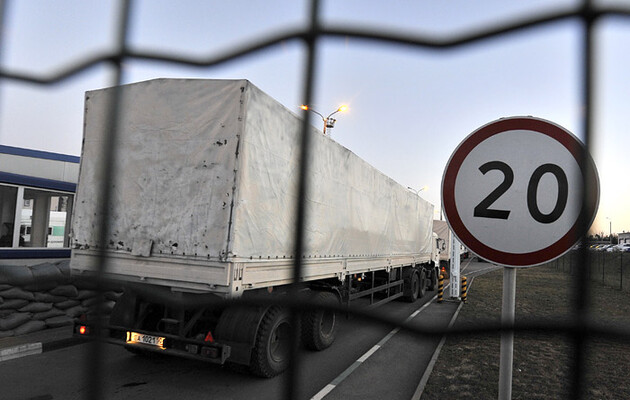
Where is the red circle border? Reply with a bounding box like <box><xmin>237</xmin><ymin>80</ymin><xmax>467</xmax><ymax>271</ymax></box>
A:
<box><xmin>441</xmin><ymin>117</ymin><xmax>599</xmax><ymax>267</ymax></box>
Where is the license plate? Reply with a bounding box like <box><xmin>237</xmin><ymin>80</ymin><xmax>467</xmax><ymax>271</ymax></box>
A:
<box><xmin>126</xmin><ymin>331</ymin><xmax>165</xmax><ymax>349</ymax></box>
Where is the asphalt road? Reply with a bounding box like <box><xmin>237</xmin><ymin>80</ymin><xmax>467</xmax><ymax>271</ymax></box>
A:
<box><xmin>1</xmin><ymin>260</ymin><xmax>497</xmax><ymax>400</ymax></box>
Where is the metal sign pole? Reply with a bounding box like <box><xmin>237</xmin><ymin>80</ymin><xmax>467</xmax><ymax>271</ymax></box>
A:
<box><xmin>449</xmin><ymin>235</ymin><xmax>461</xmax><ymax>298</ymax></box>
<box><xmin>499</xmin><ymin>267</ymin><xmax>516</xmax><ymax>400</ymax></box>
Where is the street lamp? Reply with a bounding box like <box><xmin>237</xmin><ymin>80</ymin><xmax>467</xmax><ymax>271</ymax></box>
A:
<box><xmin>300</xmin><ymin>104</ymin><xmax>348</xmax><ymax>136</ymax></box>
<box><xmin>407</xmin><ymin>186</ymin><xmax>428</xmax><ymax>195</ymax></box>
<box><xmin>607</xmin><ymin>217</ymin><xmax>612</xmax><ymax>243</ymax></box>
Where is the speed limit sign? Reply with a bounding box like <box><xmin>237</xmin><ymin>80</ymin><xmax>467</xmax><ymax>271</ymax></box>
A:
<box><xmin>441</xmin><ymin>116</ymin><xmax>599</xmax><ymax>267</ymax></box>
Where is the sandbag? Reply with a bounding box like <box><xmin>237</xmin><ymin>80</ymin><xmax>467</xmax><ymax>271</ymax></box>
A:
<box><xmin>0</xmin><ymin>265</ymin><xmax>34</xmax><ymax>286</ymax></box>
<box><xmin>45</xmin><ymin>315</ymin><xmax>74</xmax><ymax>328</ymax></box>
<box><xmin>32</xmin><ymin>308</ymin><xmax>66</xmax><ymax>321</ymax></box>
<box><xmin>23</xmin><ymin>280</ymin><xmax>59</xmax><ymax>292</ymax></box>
<box><xmin>31</xmin><ymin>262</ymin><xmax>70</xmax><ymax>285</ymax></box>
<box><xmin>0</xmin><ymin>299</ymin><xmax>29</xmax><ymax>310</ymax></box>
<box><xmin>55</xmin><ymin>300</ymin><xmax>81</xmax><ymax>310</ymax></box>
<box><xmin>18</xmin><ymin>302</ymin><xmax>53</xmax><ymax>313</ymax></box>
<box><xmin>13</xmin><ymin>320</ymin><xmax>46</xmax><ymax>335</ymax></box>
<box><xmin>81</xmin><ymin>297</ymin><xmax>100</xmax><ymax>307</ymax></box>
<box><xmin>0</xmin><ymin>287</ymin><xmax>35</xmax><ymax>301</ymax></box>
<box><xmin>0</xmin><ymin>309</ymin><xmax>13</xmax><ymax>318</ymax></box>
<box><xmin>72</xmin><ymin>277</ymin><xmax>98</xmax><ymax>290</ymax></box>
<box><xmin>64</xmin><ymin>305</ymin><xmax>86</xmax><ymax>318</ymax></box>
<box><xmin>0</xmin><ymin>312</ymin><xmax>32</xmax><ymax>331</ymax></box>
<box><xmin>76</xmin><ymin>290</ymin><xmax>97</xmax><ymax>300</ymax></box>
<box><xmin>0</xmin><ymin>329</ymin><xmax>14</xmax><ymax>338</ymax></box>
<box><xmin>49</xmin><ymin>284</ymin><xmax>78</xmax><ymax>298</ymax></box>
<box><xmin>55</xmin><ymin>260</ymin><xmax>71</xmax><ymax>276</ymax></box>
<box><xmin>84</xmin><ymin>300</ymin><xmax>116</xmax><ymax>315</ymax></box>
<box><xmin>33</xmin><ymin>292</ymin><xmax>67</xmax><ymax>303</ymax></box>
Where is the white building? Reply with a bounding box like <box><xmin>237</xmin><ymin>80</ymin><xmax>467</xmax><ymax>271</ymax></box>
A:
<box><xmin>0</xmin><ymin>145</ymin><xmax>79</xmax><ymax>265</ymax></box>
<box><xmin>619</xmin><ymin>232</ymin><xmax>630</xmax><ymax>245</ymax></box>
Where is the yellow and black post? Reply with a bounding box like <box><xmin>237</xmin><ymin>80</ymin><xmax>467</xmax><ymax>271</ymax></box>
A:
<box><xmin>437</xmin><ymin>274</ymin><xmax>444</xmax><ymax>303</ymax></box>
<box><xmin>461</xmin><ymin>275</ymin><xmax>468</xmax><ymax>303</ymax></box>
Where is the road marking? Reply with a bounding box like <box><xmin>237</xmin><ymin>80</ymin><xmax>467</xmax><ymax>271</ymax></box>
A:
<box><xmin>0</xmin><ymin>342</ymin><xmax>43</xmax><ymax>362</ymax></box>
<box><xmin>311</xmin><ymin>385</ymin><xmax>335</xmax><ymax>400</ymax></box>
<box><xmin>411</xmin><ymin>276</ymin><xmax>475</xmax><ymax>400</ymax></box>
<box><xmin>310</xmin><ymin>259</ymin><xmax>487</xmax><ymax>400</ymax></box>
<box><xmin>309</xmin><ymin>295</ymin><xmax>436</xmax><ymax>400</ymax></box>
<box><xmin>357</xmin><ymin>344</ymin><xmax>381</xmax><ymax>363</ymax></box>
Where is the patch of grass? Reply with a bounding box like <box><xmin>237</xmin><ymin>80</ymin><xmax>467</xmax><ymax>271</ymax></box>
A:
<box><xmin>422</xmin><ymin>263</ymin><xmax>630</xmax><ymax>399</ymax></box>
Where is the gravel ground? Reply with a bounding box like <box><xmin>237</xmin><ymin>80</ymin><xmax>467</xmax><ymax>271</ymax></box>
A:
<box><xmin>421</xmin><ymin>260</ymin><xmax>630</xmax><ymax>400</ymax></box>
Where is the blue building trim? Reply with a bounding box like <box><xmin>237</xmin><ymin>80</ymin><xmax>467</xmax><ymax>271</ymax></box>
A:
<box><xmin>0</xmin><ymin>172</ymin><xmax>77</xmax><ymax>192</ymax></box>
<box><xmin>0</xmin><ymin>248</ymin><xmax>71</xmax><ymax>259</ymax></box>
<box><xmin>0</xmin><ymin>145</ymin><xmax>80</xmax><ymax>164</ymax></box>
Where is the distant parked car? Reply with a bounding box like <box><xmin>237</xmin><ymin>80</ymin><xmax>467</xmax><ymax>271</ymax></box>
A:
<box><xmin>597</xmin><ymin>244</ymin><xmax>614</xmax><ymax>251</ymax></box>
<box><xmin>609</xmin><ymin>244</ymin><xmax>630</xmax><ymax>252</ymax></box>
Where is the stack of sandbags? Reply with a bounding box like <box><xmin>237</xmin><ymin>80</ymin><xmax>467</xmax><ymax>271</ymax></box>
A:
<box><xmin>0</xmin><ymin>260</ymin><xmax>121</xmax><ymax>338</ymax></box>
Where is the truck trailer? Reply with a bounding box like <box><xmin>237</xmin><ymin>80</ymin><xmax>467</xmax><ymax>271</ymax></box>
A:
<box><xmin>71</xmin><ymin>79</ymin><xmax>441</xmax><ymax>377</ymax></box>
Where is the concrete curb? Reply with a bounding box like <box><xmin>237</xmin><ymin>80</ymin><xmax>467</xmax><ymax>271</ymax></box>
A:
<box><xmin>0</xmin><ymin>342</ymin><xmax>43</xmax><ymax>362</ymax></box>
<box><xmin>0</xmin><ymin>326</ymin><xmax>79</xmax><ymax>362</ymax></box>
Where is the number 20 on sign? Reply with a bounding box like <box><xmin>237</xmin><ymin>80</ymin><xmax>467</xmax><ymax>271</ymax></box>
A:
<box><xmin>441</xmin><ymin>116</ymin><xmax>599</xmax><ymax>267</ymax></box>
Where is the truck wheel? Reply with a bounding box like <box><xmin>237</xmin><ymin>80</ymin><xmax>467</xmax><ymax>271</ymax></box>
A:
<box><xmin>403</xmin><ymin>271</ymin><xmax>420</xmax><ymax>303</ymax></box>
<box><xmin>427</xmin><ymin>269</ymin><xmax>438</xmax><ymax>291</ymax></box>
<box><xmin>301</xmin><ymin>291</ymin><xmax>338</xmax><ymax>351</ymax></box>
<box><xmin>250</xmin><ymin>306</ymin><xmax>292</xmax><ymax>378</ymax></box>
<box><xmin>418</xmin><ymin>269</ymin><xmax>427</xmax><ymax>298</ymax></box>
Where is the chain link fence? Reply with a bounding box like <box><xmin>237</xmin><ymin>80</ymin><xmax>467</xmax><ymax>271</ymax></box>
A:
<box><xmin>2</xmin><ymin>1</ymin><xmax>630</xmax><ymax>399</ymax></box>
<box><xmin>557</xmin><ymin>250</ymin><xmax>630</xmax><ymax>292</ymax></box>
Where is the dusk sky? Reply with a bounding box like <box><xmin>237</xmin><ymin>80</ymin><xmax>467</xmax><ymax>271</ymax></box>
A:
<box><xmin>1</xmin><ymin>0</ymin><xmax>628</xmax><ymax>238</ymax></box>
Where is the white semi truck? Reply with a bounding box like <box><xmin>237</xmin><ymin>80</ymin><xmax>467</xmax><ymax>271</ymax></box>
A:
<box><xmin>71</xmin><ymin>79</ymin><xmax>442</xmax><ymax>377</ymax></box>
<box><xmin>432</xmin><ymin>219</ymin><xmax>469</xmax><ymax>278</ymax></box>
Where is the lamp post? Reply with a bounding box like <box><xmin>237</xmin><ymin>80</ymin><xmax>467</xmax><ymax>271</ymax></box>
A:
<box><xmin>300</xmin><ymin>104</ymin><xmax>348</xmax><ymax>136</ymax></box>
<box><xmin>607</xmin><ymin>217</ymin><xmax>612</xmax><ymax>243</ymax></box>
<box><xmin>407</xmin><ymin>186</ymin><xmax>427</xmax><ymax>195</ymax></box>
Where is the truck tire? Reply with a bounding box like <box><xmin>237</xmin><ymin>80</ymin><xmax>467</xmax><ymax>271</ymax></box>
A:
<box><xmin>403</xmin><ymin>270</ymin><xmax>420</xmax><ymax>302</ymax></box>
<box><xmin>427</xmin><ymin>268</ymin><xmax>438</xmax><ymax>291</ymax></box>
<box><xmin>250</xmin><ymin>306</ymin><xmax>292</xmax><ymax>378</ymax></box>
<box><xmin>301</xmin><ymin>291</ymin><xmax>338</xmax><ymax>351</ymax></box>
<box><xmin>418</xmin><ymin>269</ymin><xmax>427</xmax><ymax>298</ymax></box>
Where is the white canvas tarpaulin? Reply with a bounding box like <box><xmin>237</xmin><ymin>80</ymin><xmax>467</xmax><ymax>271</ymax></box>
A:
<box><xmin>72</xmin><ymin>79</ymin><xmax>434</xmax><ymax>288</ymax></box>
<box><xmin>233</xmin><ymin>81</ymin><xmax>434</xmax><ymax>259</ymax></box>
<box><xmin>73</xmin><ymin>79</ymin><xmax>242</xmax><ymax>259</ymax></box>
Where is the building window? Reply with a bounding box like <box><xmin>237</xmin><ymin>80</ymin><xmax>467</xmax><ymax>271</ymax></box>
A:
<box><xmin>0</xmin><ymin>185</ymin><xmax>18</xmax><ymax>247</ymax></box>
<box><xmin>0</xmin><ymin>184</ymin><xmax>73</xmax><ymax>249</ymax></box>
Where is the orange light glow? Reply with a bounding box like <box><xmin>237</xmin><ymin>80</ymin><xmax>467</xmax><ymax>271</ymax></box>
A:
<box><xmin>337</xmin><ymin>105</ymin><xmax>348</xmax><ymax>112</ymax></box>
<box><xmin>300</xmin><ymin>105</ymin><xmax>309</xmax><ymax>111</ymax></box>
<box><xmin>79</xmin><ymin>325</ymin><xmax>87</xmax><ymax>335</ymax></box>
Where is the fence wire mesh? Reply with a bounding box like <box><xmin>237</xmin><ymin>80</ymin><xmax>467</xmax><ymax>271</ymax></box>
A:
<box><xmin>2</xmin><ymin>0</ymin><xmax>630</xmax><ymax>399</ymax></box>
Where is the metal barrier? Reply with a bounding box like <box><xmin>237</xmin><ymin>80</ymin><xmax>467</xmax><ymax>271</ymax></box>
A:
<box><xmin>2</xmin><ymin>1</ymin><xmax>630</xmax><ymax>399</ymax></box>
